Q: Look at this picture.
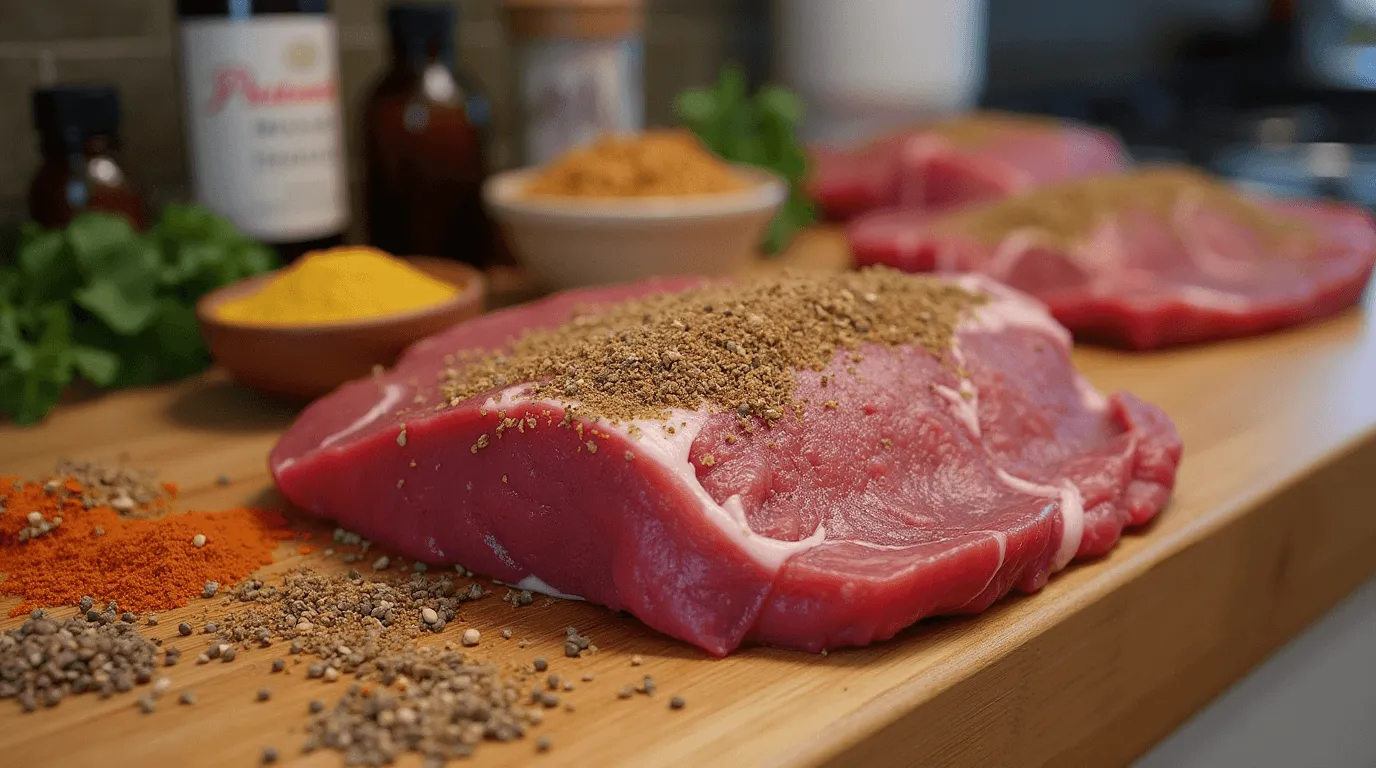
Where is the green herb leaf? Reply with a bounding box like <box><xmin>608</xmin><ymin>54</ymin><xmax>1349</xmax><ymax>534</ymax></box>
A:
<box><xmin>70</xmin><ymin>344</ymin><xmax>120</xmax><ymax>386</ymax></box>
<box><xmin>675</xmin><ymin>66</ymin><xmax>818</xmax><ymax>253</ymax></box>
<box><xmin>674</xmin><ymin>88</ymin><xmax>719</xmax><ymax>131</ymax></box>
<box><xmin>149</xmin><ymin>299</ymin><xmax>208</xmax><ymax>380</ymax></box>
<box><xmin>756</xmin><ymin>86</ymin><xmax>804</xmax><ymax>128</ymax></box>
<box><xmin>11</xmin><ymin>303</ymin><xmax>75</xmax><ymax>425</ymax></box>
<box><xmin>68</xmin><ymin>214</ymin><xmax>140</xmax><ymax>276</ymax></box>
<box><xmin>1</xmin><ymin>203</ymin><xmax>275</xmax><ymax>424</ymax></box>
<box><xmin>74</xmin><ymin>278</ymin><xmax>158</xmax><ymax>335</ymax></box>
<box><xmin>16</xmin><ymin>228</ymin><xmax>80</xmax><ymax>307</ymax></box>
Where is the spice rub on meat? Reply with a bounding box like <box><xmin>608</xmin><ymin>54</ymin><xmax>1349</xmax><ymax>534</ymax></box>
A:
<box><xmin>851</xmin><ymin>166</ymin><xmax>1376</xmax><ymax>348</ymax></box>
<box><xmin>270</xmin><ymin>270</ymin><xmax>1181</xmax><ymax>655</ymax></box>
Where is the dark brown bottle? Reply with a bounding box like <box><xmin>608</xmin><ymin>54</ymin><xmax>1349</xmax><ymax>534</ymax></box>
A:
<box><xmin>365</xmin><ymin>2</ymin><xmax>495</xmax><ymax>267</ymax></box>
<box><xmin>28</xmin><ymin>85</ymin><xmax>147</xmax><ymax>231</ymax></box>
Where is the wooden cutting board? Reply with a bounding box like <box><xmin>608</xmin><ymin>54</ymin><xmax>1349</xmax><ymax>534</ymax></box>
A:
<box><xmin>2</xmin><ymin>228</ymin><xmax>1376</xmax><ymax>768</ymax></box>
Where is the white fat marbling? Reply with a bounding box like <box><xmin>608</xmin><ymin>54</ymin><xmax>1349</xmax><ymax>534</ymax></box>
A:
<box><xmin>516</xmin><ymin>574</ymin><xmax>585</xmax><ymax>601</ymax></box>
<box><xmin>479</xmin><ymin>387</ymin><xmax>824</xmax><ymax>573</ymax></box>
<box><xmin>274</xmin><ymin>383</ymin><xmax>406</xmax><ymax>474</ymax></box>
<box><xmin>896</xmin><ymin>135</ymin><xmax>946</xmax><ymax>205</ymax></box>
<box><xmin>1172</xmin><ymin>192</ymin><xmax>1260</xmax><ymax>283</ymax></box>
<box><xmin>1074</xmin><ymin>373</ymin><xmax>1110</xmax><ymax>412</ymax></box>
<box><xmin>986</xmin><ymin>228</ymin><xmax>1046</xmax><ymax>280</ymax></box>
<box><xmin>956</xmin><ymin>275</ymin><xmax>1072</xmax><ymax>346</ymax></box>
<box><xmin>322</xmin><ymin>384</ymin><xmax>405</xmax><ymax>452</ymax></box>
<box><xmin>934</xmin><ymin>381</ymin><xmax>981</xmax><ymax>439</ymax></box>
<box><xmin>1075</xmin><ymin>216</ymin><xmax>1129</xmax><ymax>275</ymax></box>
<box><xmin>1176</xmin><ymin>285</ymin><xmax>1254</xmax><ymax>312</ymax></box>
<box><xmin>996</xmin><ymin>469</ymin><xmax>1084</xmax><ymax>571</ymax></box>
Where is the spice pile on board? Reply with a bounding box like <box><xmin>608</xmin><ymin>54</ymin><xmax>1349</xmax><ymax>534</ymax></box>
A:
<box><xmin>0</xmin><ymin>466</ymin><xmax>290</xmax><ymax>616</ymax></box>
<box><xmin>52</xmin><ymin>458</ymin><xmax>172</xmax><ymax>513</ymax></box>
<box><xmin>0</xmin><ymin>462</ymin><xmax>692</xmax><ymax>765</ymax></box>
<box><xmin>210</xmin><ymin>567</ymin><xmax>483</xmax><ymax>672</ymax></box>
<box><xmin>0</xmin><ymin>611</ymin><xmax>160</xmax><ymax>711</ymax></box>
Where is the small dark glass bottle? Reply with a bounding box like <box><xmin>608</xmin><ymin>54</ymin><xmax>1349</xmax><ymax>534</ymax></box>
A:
<box><xmin>364</xmin><ymin>2</ymin><xmax>496</xmax><ymax>267</ymax></box>
<box><xmin>28</xmin><ymin>85</ymin><xmax>147</xmax><ymax>230</ymax></box>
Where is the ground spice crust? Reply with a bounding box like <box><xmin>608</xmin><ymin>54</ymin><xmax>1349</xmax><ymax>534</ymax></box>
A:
<box><xmin>0</xmin><ymin>477</ymin><xmax>290</xmax><ymax>616</ymax></box>
<box><xmin>936</xmin><ymin>165</ymin><xmax>1315</xmax><ymax>250</ymax></box>
<box><xmin>438</xmin><ymin>268</ymin><xmax>984</xmax><ymax>424</ymax></box>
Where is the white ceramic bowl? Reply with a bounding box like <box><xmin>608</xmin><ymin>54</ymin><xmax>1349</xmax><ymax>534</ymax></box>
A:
<box><xmin>483</xmin><ymin>165</ymin><xmax>788</xmax><ymax>289</ymax></box>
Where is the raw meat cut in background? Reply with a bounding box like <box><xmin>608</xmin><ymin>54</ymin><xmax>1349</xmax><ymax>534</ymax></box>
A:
<box><xmin>269</xmin><ymin>273</ymin><xmax>1181</xmax><ymax>655</ymax></box>
<box><xmin>851</xmin><ymin>167</ymin><xmax>1376</xmax><ymax>349</ymax></box>
<box><xmin>807</xmin><ymin>112</ymin><xmax>1130</xmax><ymax>221</ymax></box>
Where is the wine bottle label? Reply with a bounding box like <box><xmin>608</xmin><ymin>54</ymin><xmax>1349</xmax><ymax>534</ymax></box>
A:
<box><xmin>180</xmin><ymin>16</ymin><xmax>348</xmax><ymax>241</ymax></box>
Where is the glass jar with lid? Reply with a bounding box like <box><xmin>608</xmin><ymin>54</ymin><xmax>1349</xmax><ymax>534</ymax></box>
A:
<box><xmin>503</xmin><ymin>0</ymin><xmax>644</xmax><ymax>165</ymax></box>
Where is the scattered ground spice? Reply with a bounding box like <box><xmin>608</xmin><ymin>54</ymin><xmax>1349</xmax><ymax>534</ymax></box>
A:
<box><xmin>0</xmin><ymin>476</ymin><xmax>290</xmax><ymax>616</ymax></box>
<box><xmin>436</xmin><ymin>269</ymin><xmax>983</xmax><ymax>425</ymax></box>
<box><xmin>0</xmin><ymin>613</ymin><xmax>159</xmax><ymax>710</ymax></box>
<box><xmin>208</xmin><ymin>568</ymin><xmax>480</xmax><ymax>674</ymax></box>
<box><xmin>52</xmin><ymin>458</ymin><xmax>169</xmax><ymax>513</ymax></box>
<box><xmin>302</xmin><ymin>647</ymin><xmax>540</xmax><ymax>767</ymax></box>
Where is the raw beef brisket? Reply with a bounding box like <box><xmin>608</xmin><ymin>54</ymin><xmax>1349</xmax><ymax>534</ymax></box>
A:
<box><xmin>851</xmin><ymin>167</ymin><xmax>1376</xmax><ymax>349</ymax></box>
<box><xmin>808</xmin><ymin>113</ymin><xmax>1129</xmax><ymax>221</ymax></box>
<box><xmin>270</xmin><ymin>271</ymin><xmax>1181</xmax><ymax>655</ymax></box>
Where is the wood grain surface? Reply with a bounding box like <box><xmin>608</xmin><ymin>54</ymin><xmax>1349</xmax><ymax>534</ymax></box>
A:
<box><xmin>1</xmin><ymin>228</ymin><xmax>1375</xmax><ymax>768</ymax></box>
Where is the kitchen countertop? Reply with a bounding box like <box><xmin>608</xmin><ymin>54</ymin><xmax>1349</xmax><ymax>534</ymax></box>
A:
<box><xmin>1</xmin><ymin>228</ymin><xmax>1375</xmax><ymax>767</ymax></box>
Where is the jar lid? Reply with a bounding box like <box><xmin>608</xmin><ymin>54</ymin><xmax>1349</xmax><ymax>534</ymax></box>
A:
<box><xmin>387</xmin><ymin>2</ymin><xmax>456</xmax><ymax>67</ymax></box>
<box><xmin>503</xmin><ymin>0</ymin><xmax>644</xmax><ymax>41</ymax></box>
<box><xmin>177</xmin><ymin>0</ymin><xmax>330</xmax><ymax>17</ymax></box>
<box><xmin>32</xmin><ymin>85</ymin><xmax>121</xmax><ymax>149</ymax></box>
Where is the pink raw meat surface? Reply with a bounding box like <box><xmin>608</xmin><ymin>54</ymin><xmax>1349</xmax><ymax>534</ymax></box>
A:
<box><xmin>808</xmin><ymin>114</ymin><xmax>1129</xmax><ymax>221</ymax></box>
<box><xmin>850</xmin><ymin>173</ymin><xmax>1376</xmax><ymax>349</ymax></box>
<box><xmin>269</xmin><ymin>275</ymin><xmax>1181</xmax><ymax>655</ymax></box>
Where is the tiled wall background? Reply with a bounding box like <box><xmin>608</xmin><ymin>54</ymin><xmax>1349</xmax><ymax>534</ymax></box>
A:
<box><xmin>0</xmin><ymin>0</ymin><xmax>1264</xmax><ymax>227</ymax></box>
<box><xmin>0</xmin><ymin>0</ymin><xmax>743</xmax><ymax>230</ymax></box>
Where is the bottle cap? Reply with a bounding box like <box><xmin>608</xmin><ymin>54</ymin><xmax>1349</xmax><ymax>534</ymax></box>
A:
<box><xmin>32</xmin><ymin>85</ymin><xmax>121</xmax><ymax>150</ymax></box>
<box><xmin>387</xmin><ymin>2</ymin><xmax>457</xmax><ymax>69</ymax></box>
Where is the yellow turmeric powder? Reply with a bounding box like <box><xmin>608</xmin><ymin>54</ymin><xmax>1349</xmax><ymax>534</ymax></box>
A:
<box><xmin>525</xmin><ymin>130</ymin><xmax>746</xmax><ymax>198</ymax></box>
<box><xmin>213</xmin><ymin>247</ymin><xmax>458</xmax><ymax>326</ymax></box>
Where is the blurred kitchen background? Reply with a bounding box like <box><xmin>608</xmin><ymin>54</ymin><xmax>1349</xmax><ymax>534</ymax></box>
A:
<box><xmin>7</xmin><ymin>0</ymin><xmax>1376</xmax><ymax>235</ymax></box>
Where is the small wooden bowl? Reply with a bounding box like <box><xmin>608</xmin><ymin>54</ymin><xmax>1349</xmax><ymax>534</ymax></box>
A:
<box><xmin>196</xmin><ymin>257</ymin><xmax>485</xmax><ymax>400</ymax></box>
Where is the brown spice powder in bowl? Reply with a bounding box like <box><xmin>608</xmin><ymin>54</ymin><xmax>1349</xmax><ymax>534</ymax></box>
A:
<box><xmin>524</xmin><ymin>130</ymin><xmax>746</xmax><ymax>198</ymax></box>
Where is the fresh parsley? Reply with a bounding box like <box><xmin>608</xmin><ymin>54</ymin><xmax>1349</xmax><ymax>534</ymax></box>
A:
<box><xmin>675</xmin><ymin>65</ymin><xmax>816</xmax><ymax>253</ymax></box>
<box><xmin>0</xmin><ymin>206</ymin><xmax>276</xmax><ymax>425</ymax></box>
